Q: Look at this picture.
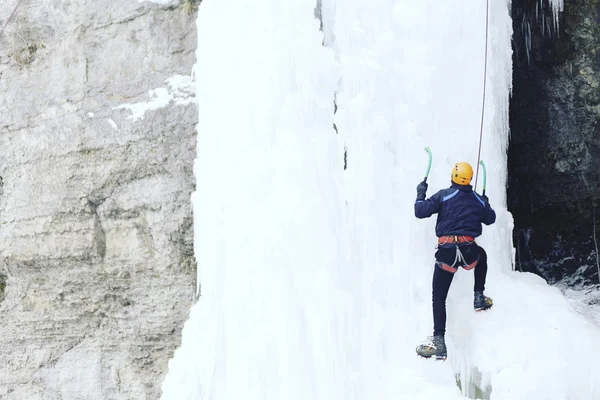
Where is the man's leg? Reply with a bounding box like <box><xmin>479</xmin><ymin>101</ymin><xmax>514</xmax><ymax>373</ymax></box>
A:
<box><xmin>474</xmin><ymin>246</ymin><xmax>488</xmax><ymax>292</ymax></box>
<box><xmin>432</xmin><ymin>264</ymin><xmax>455</xmax><ymax>337</ymax></box>
<box><xmin>473</xmin><ymin>245</ymin><xmax>493</xmax><ymax>311</ymax></box>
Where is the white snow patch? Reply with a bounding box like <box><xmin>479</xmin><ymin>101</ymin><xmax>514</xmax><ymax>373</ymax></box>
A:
<box><xmin>114</xmin><ymin>75</ymin><xmax>195</xmax><ymax>122</ymax></box>
<box><xmin>558</xmin><ymin>284</ymin><xmax>600</xmax><ymax>327</ymax></box>
<box><xmin>87</xmin><ymin>112</ymin><xmax>95</xmax><ymax>118</ymax></box>
<box><xmin>138</xmin><ymin>0</ymin><xmax>179</xmax><ymax>5</ymax></box>
<box><xmin>107</xmin><ymin>118</ymin><xmax>119</xmax><ymax>131</ymax></box>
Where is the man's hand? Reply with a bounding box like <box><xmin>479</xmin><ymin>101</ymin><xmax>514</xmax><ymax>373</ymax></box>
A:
<box><xmin>416</xmin><ymin>181</ymin><xmax>428</xmax><ymax>201</ymax></box>
<box><xmin>481</xmin><ymin>194</ymin><xmax>490</xmax><ymax>206</ymax></box>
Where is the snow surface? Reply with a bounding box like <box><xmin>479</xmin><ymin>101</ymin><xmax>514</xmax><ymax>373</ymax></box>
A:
<box><xmin>114</xmin><ymin>75</ymin><xmax>195</xmax><ymax>122</ymax></box>
<box><xmin>561</xmin><ymin>285</ymin><xmax>600</xmax><ymax>328</ymax></box>
<box><xmin>138</xmin><ymin>0</ymin><xmax>179</xmax><ymax>5</ymax></box>
<box><xmin>161</xmin><ymin>0</ymin><xmax>600</xmax><ymax>399</ymax></box>
<box><xmin>107</xmin><ymin>118</ymin><xmax>119</xmax><ymax>131</ymax></box>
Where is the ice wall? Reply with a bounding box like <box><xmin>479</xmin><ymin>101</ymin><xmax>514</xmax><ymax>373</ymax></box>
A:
<box><xmin>162</xmin><ymin>1</ymin><xmax>600</xmax><ymax>399</ymax></box>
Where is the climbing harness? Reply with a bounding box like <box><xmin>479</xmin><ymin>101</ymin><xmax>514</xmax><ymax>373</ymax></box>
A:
<box><xmin>436</xmin><ymin>235</ymin><xmax>478</xmax><ymax>273</ymax></box>
<box><xmin>437</xmin><ymin>235</ymin><xmax>475</xmax><ymax>246</ymax></box>
<box><xmin>474</xmin><ymin>0</ymin><xmax>490</xmax><ymax>192</ymax></box>
<box><xmin>435</xmin><ymin>248</ymin><xmax>478</xmax><ymax>273</ymax></box>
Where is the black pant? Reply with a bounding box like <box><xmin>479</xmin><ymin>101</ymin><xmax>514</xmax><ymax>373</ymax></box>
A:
<box><xmin>432</xmin><ymin>244</ymin><xmax>488</xmax><ymax>337</ymax></box>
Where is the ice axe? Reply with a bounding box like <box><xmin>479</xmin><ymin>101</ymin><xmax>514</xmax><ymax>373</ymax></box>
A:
<box><xmin>423</xmin><ymin>147</ymin><xmax>432</xmax><ymax>183</ymax></box>
<box><xmin>479</xmin><ymin>160</ymin><xmax>487</xmax><ymax>196</ymax></box>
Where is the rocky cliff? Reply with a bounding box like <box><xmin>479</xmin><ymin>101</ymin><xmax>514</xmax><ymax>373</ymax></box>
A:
<box><xmin>0</xmin><ymin>0</ymin><xmax>197</xmax><ymax>398</ymax></box>
<box><xmin>509</xmin><ymin>0</ymin><xmax>600</xmax><ymax>287</ymax></box>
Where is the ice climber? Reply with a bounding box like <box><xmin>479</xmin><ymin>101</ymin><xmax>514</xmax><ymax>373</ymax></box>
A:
<box><xmin>414</xmin><ymin>162</ymin><xmax>496</xmax><ymax>360</ymax></box>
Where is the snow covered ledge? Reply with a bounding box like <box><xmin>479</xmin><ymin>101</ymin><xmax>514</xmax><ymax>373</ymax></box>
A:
<box><xmin>162</xmin><ymin>1</ymin><xmax>600</xmax><ymax>399</ymax></box>
<box><xmin>114</xmin><ymin>75</ymin><xmax>195</xmax><ymax>122</ymax></box>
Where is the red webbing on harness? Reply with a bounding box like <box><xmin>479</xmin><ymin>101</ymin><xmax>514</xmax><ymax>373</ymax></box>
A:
<box><xmin>437</xmin><ymin>235</ymin><xmax>475</xmax><ymax>245</ymax></box>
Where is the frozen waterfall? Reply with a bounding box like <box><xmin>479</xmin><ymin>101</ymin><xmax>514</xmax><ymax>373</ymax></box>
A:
<box><xmin>161</xmin><ymin>1</ymin><xmax>600</xmax><ymax>399</ymax></box>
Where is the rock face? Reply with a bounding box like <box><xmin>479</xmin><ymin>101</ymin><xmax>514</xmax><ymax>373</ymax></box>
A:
<box><xmin>0</xmin><ymin>1</ymin><xmax>197</xmax><ymax>398</ymax></box>
<box><xmin>509</xmin><ymin>0</ymin><xmax>600</xmax><ymax>286</ymax></box>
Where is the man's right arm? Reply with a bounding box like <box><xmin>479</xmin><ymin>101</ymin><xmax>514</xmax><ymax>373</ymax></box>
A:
<box><xmin>483</xmin><ymin>203</ymin><xmax>496</xmax><ymax>225</ymax></box>
<box><xmin>479</xmin><ymin>194</ymin><xmax>496</xmax><ymax>225</ymax></box>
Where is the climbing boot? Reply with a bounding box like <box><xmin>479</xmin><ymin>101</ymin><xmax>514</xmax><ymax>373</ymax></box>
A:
<box><xmin>416</xmin><ymin>335</ymin><xmax>447</xmax><ymax>360</ymax></box>
<box><xmin>474</xmin><ymin>291</ymin><xmax>493</xmax><ymax>312</ymax></box>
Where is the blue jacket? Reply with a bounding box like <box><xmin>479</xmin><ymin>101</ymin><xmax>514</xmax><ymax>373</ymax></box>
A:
<box><xmin>414</xmin><ymin>182</ymin><xmax>496</xmax><ymax>238</ymax></box>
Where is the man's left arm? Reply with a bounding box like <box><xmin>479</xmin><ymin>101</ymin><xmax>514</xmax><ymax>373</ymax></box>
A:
<box><xmin>414</xmin><ymin>181</ymin><xmax>441</xmax><ymax>219</ymax></box>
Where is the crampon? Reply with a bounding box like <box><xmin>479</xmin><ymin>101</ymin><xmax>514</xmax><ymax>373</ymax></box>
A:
<box><xmin>416</xmin><ymin>336</ymin><xmax>447</xmax><ymax>360</ymax></box>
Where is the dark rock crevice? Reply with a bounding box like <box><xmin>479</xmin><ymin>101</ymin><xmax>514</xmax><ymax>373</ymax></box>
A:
<box><xmin>509</xmin><ymin>0</ymin><xmax>600</xmax><ymax>285</ymax></box>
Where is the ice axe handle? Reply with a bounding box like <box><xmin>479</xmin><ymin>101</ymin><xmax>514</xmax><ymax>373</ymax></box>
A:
<box><xmin>424</xmin><ymin>147</ymin><xmax>432</xmax><ymax>183</ymax></box>
<box><xmin>479</xmin><ymin>160</ymin><xmax>487</xmax><ymax>196</ymax></box>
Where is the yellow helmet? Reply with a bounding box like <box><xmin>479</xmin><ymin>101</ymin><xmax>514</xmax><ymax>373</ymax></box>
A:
<box><xmin>451</xmin><ymin>162</ymin><xmax>473</xmax><ymax>185</ymax></box>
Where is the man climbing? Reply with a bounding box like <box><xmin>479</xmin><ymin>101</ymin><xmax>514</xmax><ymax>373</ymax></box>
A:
<box><xmin>414</xmin><ymin>162</ymin><xmax>496</xmax><ymax>360</ymax></box>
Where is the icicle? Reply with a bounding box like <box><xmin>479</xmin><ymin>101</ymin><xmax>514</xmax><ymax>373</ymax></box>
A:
<box><xmin>524</xmin><ymin>20</ymin><xmax>532</xmax><ymax>65</ymax></box>
<box><xmin>549</xmin><ymin>0</ymin><xmax>563</xmax><ymax>30</ymax></box>
<box><xmin>541</xmin><ymin>12</ymin><xmax>545</xmax><ymax>37</ymax></box>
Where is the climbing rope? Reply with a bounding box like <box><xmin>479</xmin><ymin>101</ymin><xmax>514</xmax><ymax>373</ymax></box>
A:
<box><xmin>474</xmin><ymin>0</ymin><xmax>490</xmax><ymax>192</ymax></box>
<box><xmin>0</xmin><ymin>0</ymin><xmax>25</xmax><ymax>37</ymax></box>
